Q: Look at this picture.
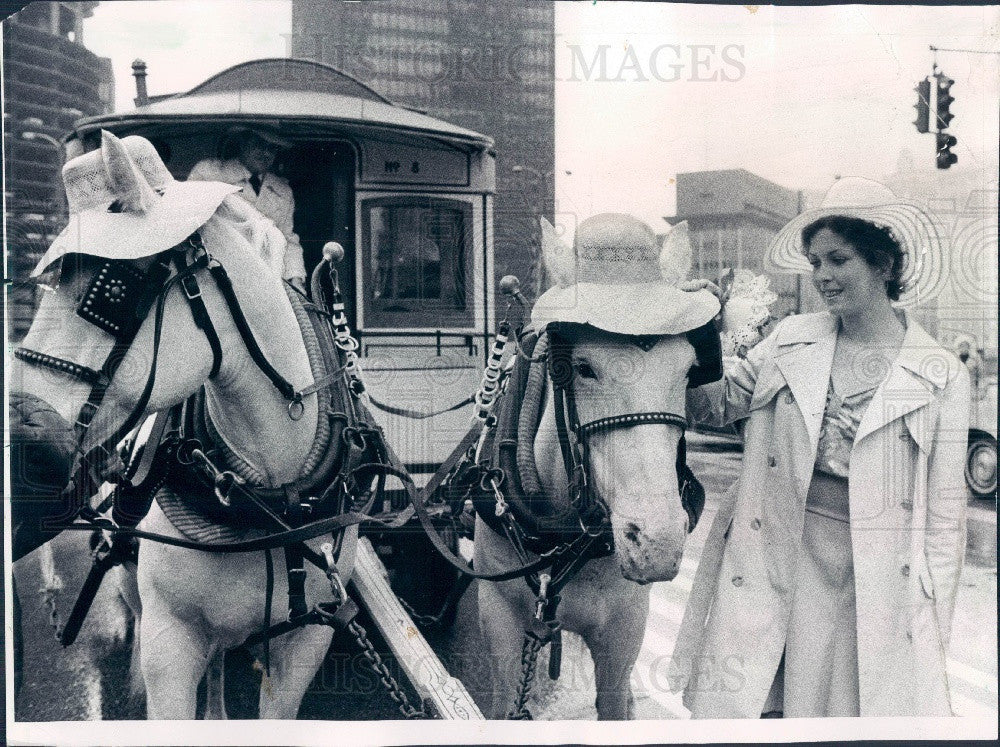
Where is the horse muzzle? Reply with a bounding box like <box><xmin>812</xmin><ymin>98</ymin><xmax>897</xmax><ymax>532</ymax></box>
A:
<box><xmin>611</xmin><ymin>512</ymin><xmax>687</xmax><ymax>584</ymax></box>
<box><xmin>8</xmin><ymin>391</ymin><xmax>78</xmax><ymax>561</ymax></box>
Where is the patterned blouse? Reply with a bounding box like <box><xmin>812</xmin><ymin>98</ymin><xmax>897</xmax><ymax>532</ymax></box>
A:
<box><xmin>814</xmin><ymin>383</ymin><xmax>878</xmax><ymax>478</ymax></box>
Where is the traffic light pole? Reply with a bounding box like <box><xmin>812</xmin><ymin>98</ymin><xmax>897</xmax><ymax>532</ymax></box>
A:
<box><xmin>924</xmin><ymin>45</ymin><xmax>1000</xmax><ymax>169</ymax></box>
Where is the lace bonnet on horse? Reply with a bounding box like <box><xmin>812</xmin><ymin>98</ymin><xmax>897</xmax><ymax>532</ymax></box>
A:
<box><xmin>31</xmin><ymin>131</ymin><xmax>238</xmax><ymax>277</ymax></box>
<box><xmin>530</xmin><ymin>213</ymin><xmax>720</xmax><ymax>336</ymax></box>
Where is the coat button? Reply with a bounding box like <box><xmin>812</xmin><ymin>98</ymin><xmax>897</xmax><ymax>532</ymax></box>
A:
<box><xmin>732</xmin><ymin>575</ymin><xmax>744</xmax><ymax>587</ymax></box>
<box><xmin>901</xmin><ymin>564</ymin><xmax>910</xmax><ymax>577</ymax></box>
<box><xmin>751</xmin><ymin>518</ymin><xmax>761</xmax><ymax>530</ymax></box>
<box><xmin>768</xmin><ymin>456</ymin><xmax>777</xmax><ymax>468</ymax></box>
<box><xmin>900</xmin><ymin>499</ymin><xmax>913</xmax><ymax>510</ymax></box>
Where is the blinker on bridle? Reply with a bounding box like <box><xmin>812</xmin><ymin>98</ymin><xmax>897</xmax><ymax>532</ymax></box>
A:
<box><xmin>13</xmin><ymin>234</ymin><xmax>220</xmax><ymax>501</ymax></box>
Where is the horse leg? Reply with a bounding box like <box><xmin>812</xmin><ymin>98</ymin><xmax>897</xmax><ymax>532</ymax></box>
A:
<box><xmin>478</xmin><ymin>580</ymin><xmax>533</xmax><ymax>719</ymax></box>
<box><xmin>583</xmin><ymin>590</ymin><xmax>648</xmax><ymax>720</ymax></box>
<box><xmin>257</xmin><ymin>625</ymin><xmax>333</xmax><ymax>719</ymax></box>
<box><xmin>204</xmin><ymin>647</ymin><xmax>227</xmax><ymax>719</ymax></box>
<box><xmin>138</xmin><ymin>606</ymin><xmax>209</xmax><ymax>720</ymax></box>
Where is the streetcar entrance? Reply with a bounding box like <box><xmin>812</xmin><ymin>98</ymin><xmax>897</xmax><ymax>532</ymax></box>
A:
<box><xmin>286</xmin><ymin>140</ymin><xmax>357</xmax><ymax>329</ymax></box>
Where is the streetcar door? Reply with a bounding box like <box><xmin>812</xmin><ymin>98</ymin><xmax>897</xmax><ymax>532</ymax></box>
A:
<box><xmin>285</xmin><ymin>140</ymin><xmax>357</xmax><ymax>327</ymax></box>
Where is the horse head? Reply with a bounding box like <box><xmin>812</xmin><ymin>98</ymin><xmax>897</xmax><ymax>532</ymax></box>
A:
<box><xmin>9</xmin><ymin>132</ymin><xmax>315</xmax><ymax>559</ymax></box>
<box><xmin>532</xmin><ymin>214</ymin><xmax>721</xmax><ymax>584</ymax></box>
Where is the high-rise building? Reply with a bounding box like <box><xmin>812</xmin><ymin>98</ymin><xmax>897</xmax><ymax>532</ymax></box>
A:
<box><xmin>291</xmin><ymin>0</ymin><xmax>555</xmax><ymax>299</ymax></box>
<box><xmin>3</xmin><ymin>1</ymin><xmax>114</xmax><ymax>339</ymax></box>
<box><xmin>664</xmin><ymin>169</ymin><xmax>807</xmax><ymax>319</ymax></box>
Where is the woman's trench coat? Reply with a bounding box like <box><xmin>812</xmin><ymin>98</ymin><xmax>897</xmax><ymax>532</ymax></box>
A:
<box><xmin>670</xmin><ymin>311</ymin><xmax>971</xmax><ymax>718</ymax></box>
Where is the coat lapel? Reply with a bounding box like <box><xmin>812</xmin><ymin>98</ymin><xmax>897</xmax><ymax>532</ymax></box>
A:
<box><xmin>854</xmin><ymin>315</ymin><xmax>950</xmax><ymax>446</ymax></box>
<box><xmin>772</xmin><ymin>314</ymin><xmax>838</xmax><ymax>448</ymax></box>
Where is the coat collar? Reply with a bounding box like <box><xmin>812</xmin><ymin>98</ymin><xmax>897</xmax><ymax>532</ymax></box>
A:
<box><xmin>772</xmin><ymin>313</ymin><xmax>838</xmax><ymax>448</ymax></box>
<box><xmin>219</xmin><ymin>158</ymin><xmax>254</xmax><ymax>183</ymax></box>
<box><xmin>770</xmin><ymin>311</ymin><xmax>957</xmax><ymax>447</ymax></box>
<box><xmin>854</xmin><ymin>313</ymin><xmax>959</xmax><ymax>445</ymax></box>
<box><xmin>775</xmin><ymin>311</ymin><xmax>954</xmax><ymax>389</ymax></box>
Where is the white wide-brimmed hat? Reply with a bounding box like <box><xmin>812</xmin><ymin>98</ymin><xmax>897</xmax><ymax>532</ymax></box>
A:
<box><xmin>530</xmin><ymin>213</ymin><xmax>720</xmax><ymax>335</ymax></box>
<box><xmin>764</xmin><ymin>176</ymin><xmax>946</xmax><ymax>307</ymax></box>
<box><xmin>31</xmin><ymin>131</ymin><xmax>238</xmax><ymax>276</ymax></box>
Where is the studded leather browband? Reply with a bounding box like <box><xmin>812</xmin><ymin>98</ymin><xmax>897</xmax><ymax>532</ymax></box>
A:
<box><xmin>13</xmin><ymin>348</ymin><xmax>106</xmax><ymax>388</ymax></box>
<box><xmin>574</xmin><ymin>411</ymin><xmax>687</xmax><ymax>439</ymax></box>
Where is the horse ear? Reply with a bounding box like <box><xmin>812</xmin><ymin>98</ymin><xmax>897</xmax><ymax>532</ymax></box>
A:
<box><xmin>659</xmin><ymin>220</ymin><xmax>693</xmax><ymax>285</ymax></box>
<box><xmin>101</xmin><ymin>130</ymin><xmax>157</xmax><ymax>213</ymax></box>
<box><xmin>540</xmin><ymin>216</ymin><xmax>575</xmax><ymax>289</ymax></box>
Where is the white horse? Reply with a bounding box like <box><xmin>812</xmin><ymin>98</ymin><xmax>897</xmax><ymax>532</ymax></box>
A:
<box><xmin>11</xmin><ymin>140</ymin><xmax>356</xmax><ymax>719</ymax></box>
<box><xmin>474</xmin><ymin>216</ymin><xmax>718</xmax><ymax>719</ymax></box>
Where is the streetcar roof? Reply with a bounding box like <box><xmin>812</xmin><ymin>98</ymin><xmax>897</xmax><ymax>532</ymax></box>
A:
<box><xmin>70</xmin><ymin>58</ymin><xmax>494</xmax><ymax>150</ymax></box>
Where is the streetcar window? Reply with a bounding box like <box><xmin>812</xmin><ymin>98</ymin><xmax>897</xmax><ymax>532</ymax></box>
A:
<box><xmin>362</xmin><ymin>197</ymin><xmax>473</xmax><ymax>328</ymax></box>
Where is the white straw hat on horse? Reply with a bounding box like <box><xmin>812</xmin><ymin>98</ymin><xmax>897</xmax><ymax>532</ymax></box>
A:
<box><xmin>32</xmin><ymin>131</ymin><xmax>239</xmax><ymax>276</ymax></box>
<box><xmin>530</xmin><ymin>213</ymin><xmax>720</xmax><ymax>335</ymax></box>
<box><xmin>764</xmin><ymin>176</ymin><xmax>946</xmax><ymax>307</ymax></box>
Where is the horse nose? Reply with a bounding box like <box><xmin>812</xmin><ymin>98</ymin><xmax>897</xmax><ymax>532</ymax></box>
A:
<box><xmin>619</xmin><ymin>541</ymin><xmax>682</xmax><ymax>583</ymax></box>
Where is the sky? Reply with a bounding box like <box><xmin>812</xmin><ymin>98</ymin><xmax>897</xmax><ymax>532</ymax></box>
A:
<box><xmin>80</xmin><ymin>1</ymin><xmax>1000</xmax><ymax>228</ymax></box>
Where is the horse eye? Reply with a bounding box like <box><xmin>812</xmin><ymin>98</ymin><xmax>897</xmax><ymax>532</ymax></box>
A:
<box><xmin>575</xmin><ymin>361</ymin><xmax>597</xmax><ymax>379</ymax></box>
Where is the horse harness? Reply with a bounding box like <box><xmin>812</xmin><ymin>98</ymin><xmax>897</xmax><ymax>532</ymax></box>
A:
<box><xmin>416</xmin><ymin>316</ymin><xmax>722</xmax><ymax>711</ymax></box>
<box><xmin>14</xmin><ymin>236</ymin><xmax>402</xmax><ymax>666</ymax></box>
<box><xmin>474</xmin><ymin>323</ymin><xmax>718</xmax><ymax>555</ymax></box>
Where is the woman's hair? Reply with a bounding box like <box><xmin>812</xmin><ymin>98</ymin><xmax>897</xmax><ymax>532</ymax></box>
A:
<box><xmin>801</xmin><ymin>216</ymin><xmax>906</xmax><ymax>301</ymax></box>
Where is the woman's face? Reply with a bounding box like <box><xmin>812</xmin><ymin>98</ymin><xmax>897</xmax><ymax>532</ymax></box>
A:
<box><xmin>805</xmin><ymin>228</ymin><xmax>889</xmax><ymax>317</ymax></box>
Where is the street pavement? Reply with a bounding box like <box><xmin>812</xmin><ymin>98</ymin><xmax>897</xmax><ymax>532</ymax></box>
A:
<box><xmin>9</xmin><ymin>438</ymin><xmax>998</xmax><ymax>723</ymax></box>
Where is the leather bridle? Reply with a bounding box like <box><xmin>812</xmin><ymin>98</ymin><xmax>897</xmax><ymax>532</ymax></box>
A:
<box><xmin>546</xmin><ymin>321</ymin><xmax>722</xmax><ymax>535</ymax></box>
<box><xmin>13</xmin><ymin>233</ymin><xmax>316</xmax><ymax>514</ymax></box>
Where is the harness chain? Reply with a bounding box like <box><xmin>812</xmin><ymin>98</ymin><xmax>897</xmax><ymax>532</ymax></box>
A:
<box><xmin>507</xmin><ymin>633</ymin><xmax>545</xmax><ymax>720</ymax></box>
<box><xmin>347</xmin><ymin>618</ymin><xmax>429</xmax><ymax>719</ymax></box>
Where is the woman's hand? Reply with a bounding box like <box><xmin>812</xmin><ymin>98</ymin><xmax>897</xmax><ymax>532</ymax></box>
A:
<box><xmin>679</xmin><ymin>278</ymin><xmax>727</xmax><ymax>303</ymax></box>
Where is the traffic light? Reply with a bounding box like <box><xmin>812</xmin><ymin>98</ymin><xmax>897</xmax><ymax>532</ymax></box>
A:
<box><xmin>913</xmin><ymin>78</ymin><xmax>930</xmax><ymax>133</ymax></box>
<box><xmin>935</xmin><ymin>72</ymin><xmax>955</xmax><ymax>129</ymax></box>
<box><xmin>936</xmin><ymin>132</ymin><xmax>958</xmax><ymax>169</ymax></box>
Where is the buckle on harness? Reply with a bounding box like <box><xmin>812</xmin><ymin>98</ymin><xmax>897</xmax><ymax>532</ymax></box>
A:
<box><xmin>180</xmin><ymin>274</ymin><xmax>202</xmax><ymax>301</ymax></box>
<box><xmin>320</xmin><ymin>542</ymin><xmax>348</xmax><ymax>605</ymax></box>
<box><xmin>75</xmin><ymin>401</ymin><xmax>100</xmax><ymax>430</ymax></box>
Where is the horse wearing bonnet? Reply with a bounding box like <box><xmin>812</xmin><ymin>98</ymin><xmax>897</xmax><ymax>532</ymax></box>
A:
<box><xmin>471</xmin><ymin>213</ymin><xmax>723</xmax><ymax>718</ymax></box>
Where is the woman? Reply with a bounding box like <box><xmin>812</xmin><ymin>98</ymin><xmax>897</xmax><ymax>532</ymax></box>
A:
<box><xmin>671</xmin><ymin>177</ymin><xmax>970</xmax><ymax>718</ymax></box>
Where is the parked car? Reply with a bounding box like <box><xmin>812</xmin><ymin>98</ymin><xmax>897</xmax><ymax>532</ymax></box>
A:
<box><xmin>955</xmin><ymin>340</ymin><xmax>997</xmax><ymax>500</ymax></box>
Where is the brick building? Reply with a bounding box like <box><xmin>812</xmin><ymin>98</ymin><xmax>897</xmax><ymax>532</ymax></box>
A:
<box><xmin>664</xmin><ymin>169</ymin><xmax>811</xmax><ymax>318</ymax></box>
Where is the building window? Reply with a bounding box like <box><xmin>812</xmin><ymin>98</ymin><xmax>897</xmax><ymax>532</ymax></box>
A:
<box><xmin>363</xmin><ymin>196</ymin><xmax>474</xmax><ymax>328</ymax></box>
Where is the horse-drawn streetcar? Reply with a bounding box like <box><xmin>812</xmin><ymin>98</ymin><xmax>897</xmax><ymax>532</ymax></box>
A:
<box><xmin>69</xmin><ymin>57</ymin><xmax>498</xmax><ymax>475</ymax></box>
<box><xmin>11</xmin><ymin>55</ymin><xmax>725</xmax><ymax>722</ymax></box>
